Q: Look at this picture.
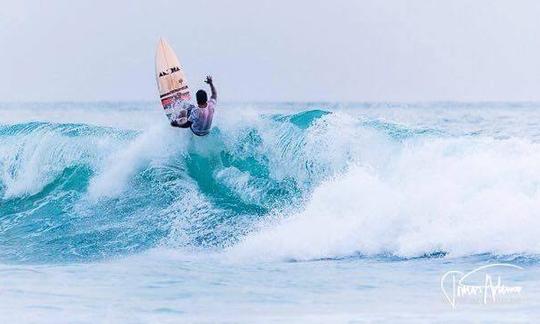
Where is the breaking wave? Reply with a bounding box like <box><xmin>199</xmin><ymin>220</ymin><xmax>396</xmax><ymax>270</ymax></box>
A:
<box><xmin>1</xmin><ymin>103</ymin><xmax>540</xmax><ymax>263</ymax></box>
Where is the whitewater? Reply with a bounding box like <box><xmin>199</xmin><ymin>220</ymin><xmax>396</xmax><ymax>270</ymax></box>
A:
<box><xmin>1</xmin><ymin>102</ymin><xmax>540</xmax><ymax>322</ymax></box>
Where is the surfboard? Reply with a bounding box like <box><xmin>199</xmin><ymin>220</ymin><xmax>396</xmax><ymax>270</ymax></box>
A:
<box><xmin>155</xmin><ymin>38</ymin><xmax>191</xmax><ymax>123</ymax></box>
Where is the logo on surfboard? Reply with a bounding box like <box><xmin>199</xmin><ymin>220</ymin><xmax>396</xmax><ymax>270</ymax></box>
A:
<box><xmin>159</xmin><ymin>66</ymin><xmax>181</xmax><ymax>77</ymax></box>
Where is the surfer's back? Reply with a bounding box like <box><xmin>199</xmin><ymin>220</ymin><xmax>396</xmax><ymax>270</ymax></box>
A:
<box><xmin>189</xmin><ymin>98</ymin><xmax>216</xmax><ymax>136</ymax></box>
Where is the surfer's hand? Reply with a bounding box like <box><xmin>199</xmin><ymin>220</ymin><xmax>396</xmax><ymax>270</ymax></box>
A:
<box><xmin>206</xmin><ymin>75</ymin><xmax>217</xmax><ymax>100</ymax></box>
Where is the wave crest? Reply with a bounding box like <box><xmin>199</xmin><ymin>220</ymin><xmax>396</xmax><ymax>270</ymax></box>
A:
<box><xmin>2</xmin><ymin>108</ymin><xmax>540</xmax><ymax>263</ymax></box>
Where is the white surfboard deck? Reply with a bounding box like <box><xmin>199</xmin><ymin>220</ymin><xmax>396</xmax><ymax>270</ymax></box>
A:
<box><xmin>155</xmin><ymin>38</ymin><xmax>191</xmax><ymax>122</ymax></box>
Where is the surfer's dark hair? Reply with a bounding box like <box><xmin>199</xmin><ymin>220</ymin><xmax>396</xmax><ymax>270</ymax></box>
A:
<box><xmin>196</xmin><ymin>90</ymin><xmax>208</xmax><ymax>105</ymax></box>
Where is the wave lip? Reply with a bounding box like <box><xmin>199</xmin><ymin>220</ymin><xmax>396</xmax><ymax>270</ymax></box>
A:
<box><xmin>0</xmin><ymin>122</ymin><xmax>127</xmax><ymax>199</ymax></box>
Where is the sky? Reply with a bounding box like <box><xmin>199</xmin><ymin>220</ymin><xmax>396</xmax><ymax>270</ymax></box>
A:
<box><xmin>1</xmin><ymin>0</ymin><xmax>540</xmax><ymax>102</ymax></box>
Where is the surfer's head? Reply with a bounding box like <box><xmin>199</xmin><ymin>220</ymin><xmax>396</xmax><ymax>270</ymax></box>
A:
<box><xmin>196</xmin><ymin>90</ymin><xmax>208</xmax><ymax>106</ymax></box>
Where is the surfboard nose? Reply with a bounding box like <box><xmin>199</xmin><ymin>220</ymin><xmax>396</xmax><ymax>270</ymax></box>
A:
<box><xmin>158</xmin><ymin>37</ymin><xmax>169</xmax><ymax>45</ymax></box>
<box><xmin>156</xmin><ymin>37</ymin><xmax>167</xmax><ymax>51</ymax></box>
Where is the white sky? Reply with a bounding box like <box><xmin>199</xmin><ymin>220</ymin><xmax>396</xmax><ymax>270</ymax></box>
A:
<box><xmin>1</xmin><ymin>0</ymin><xmax>540</xmax><ymax>102</ymax></box>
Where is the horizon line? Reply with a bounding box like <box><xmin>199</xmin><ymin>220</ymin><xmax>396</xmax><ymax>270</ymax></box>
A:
<box><xmin>3</xmin><ymin>100</ymin><xmax>540</xmax><ymax>105</ymax></box>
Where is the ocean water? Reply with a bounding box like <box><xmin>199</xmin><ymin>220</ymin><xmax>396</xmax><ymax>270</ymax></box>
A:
<box><xmin>1</xmin><ymin>101</ymin><xmax>540</xmax><ymax>322</ymax></box>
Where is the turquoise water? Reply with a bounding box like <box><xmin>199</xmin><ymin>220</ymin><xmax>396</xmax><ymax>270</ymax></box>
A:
<box><xmin>1</xmin><ymin>102</ymin><xmax>540</xmax><ymax>322</ymax></box>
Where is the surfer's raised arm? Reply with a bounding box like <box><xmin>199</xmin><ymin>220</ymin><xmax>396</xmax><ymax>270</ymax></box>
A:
<box><xmin>205</xmin><ymin>76</ymin><xmax>217</xmax><ymax>100</ymax></box>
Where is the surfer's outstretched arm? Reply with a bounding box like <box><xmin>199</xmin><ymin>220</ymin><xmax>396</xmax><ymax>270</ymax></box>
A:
<box><xmin>205</xmin><ymin>76</ymin><xmax>217</xmax><ymax>100</ymax></box>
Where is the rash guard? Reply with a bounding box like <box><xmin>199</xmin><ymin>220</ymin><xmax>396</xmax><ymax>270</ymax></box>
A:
<box><xmin>188</xmin><ymin>98</ymin><xmax>216</xmax><ymax>136</ymax></box>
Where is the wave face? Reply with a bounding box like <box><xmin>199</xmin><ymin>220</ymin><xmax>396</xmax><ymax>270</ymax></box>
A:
<box><xmin>1</xmin><ymin>102</ymin><xmax>540</xmax><ymax>263</ymax></box>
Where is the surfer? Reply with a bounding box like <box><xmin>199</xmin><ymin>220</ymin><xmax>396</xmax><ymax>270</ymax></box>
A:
<box><xmin>170</xmin><ymin>76</ymin><xmax>217</xmax><ymax>136</ymax></box>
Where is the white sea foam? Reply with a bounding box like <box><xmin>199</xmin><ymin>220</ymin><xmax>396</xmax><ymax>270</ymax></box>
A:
<box><xmin>87</xmin><ymin>124</ymin><xmax>184</xmax><ymax>200</ymax></box>
<box><xmin>229</xmin><ymin>136</ymin><xmax>540</xmax><ymax>261</ymax></box>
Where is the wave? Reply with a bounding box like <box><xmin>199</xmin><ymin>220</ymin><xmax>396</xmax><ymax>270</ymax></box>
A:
<box><xmin>0</xmin><ymin>109</ymin><xmax>361</xmax><ymax>262</ymax></box>
<box><xmin>1</xmin><ymin>107</ymin><xmax>539</xmax><ymax>263</ymax></box>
